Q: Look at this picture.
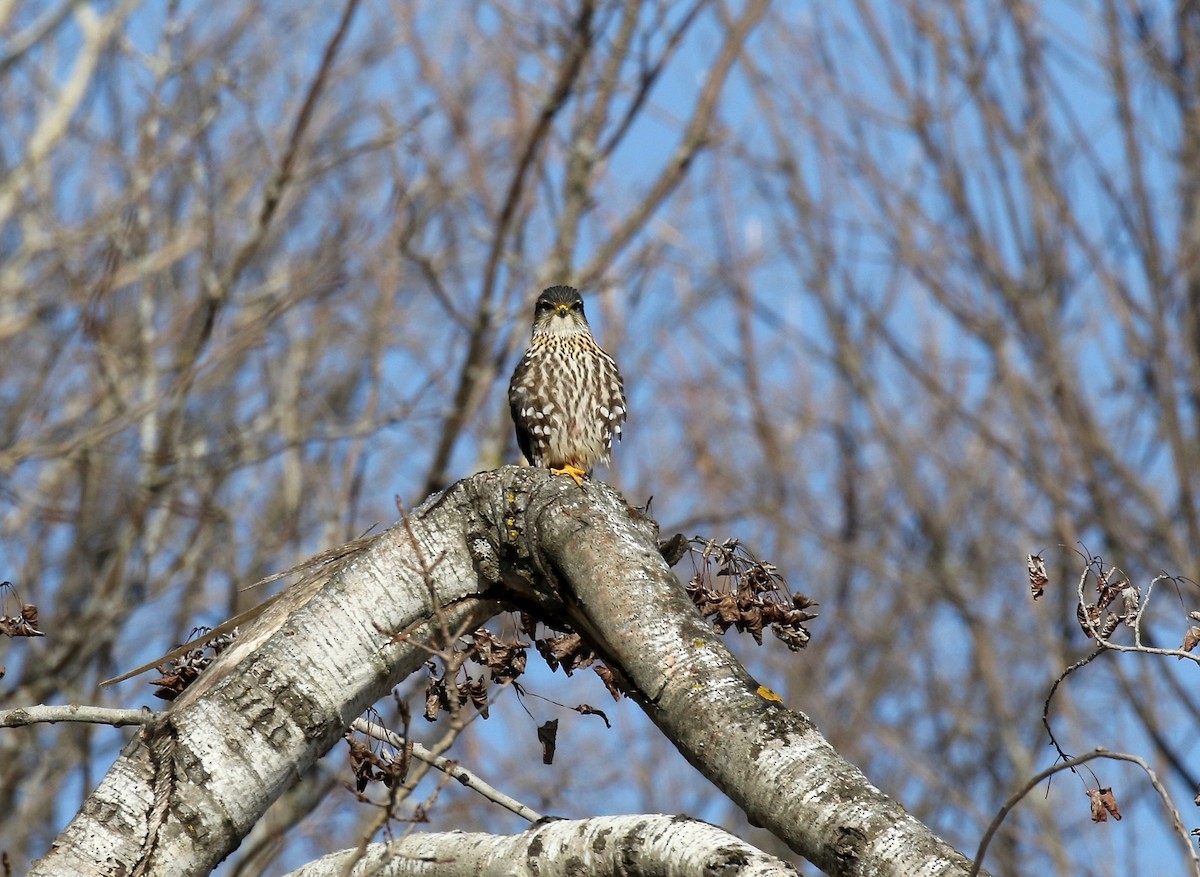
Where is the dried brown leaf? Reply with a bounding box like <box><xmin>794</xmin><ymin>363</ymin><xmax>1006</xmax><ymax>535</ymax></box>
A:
<box><xmin>1087</xmin><ymin>788</ymin><xmax>1108</xmax><ymax>822</ymax></box>
<box><xmin>467</xmin><ymin>678</ymin><xmax>489</xmax><ymax>718</ymax></box>
<box><xmin>1183</xmin><ymin>626</ymin><xmax>1200</xmax><ymax>654</ymax></box>
<box><xmin>0</xmin><ymin>603</ymin><xmax>44</xmax><ymax>637</ymax></box>
<box><xmin>572</xmin><ymin>704</ymin><xmax>611</xmax><ymax>728</ymax></box>
<box><xmin>715</xmin><ymin>594</ymin><xmax>741</xmax><ymax>625</ymax></box>
<box><xmin>471</xmin><ymin>629</ymin><xmax>528</xmax><ymax>684</ymax></box>
<box><xmin>1077</xmin><ymin>602</ymin><xmax>1100</xmax><ymax>638</ymax></box>
<box><xmin>538</xmin><ymin>719</ymin><xmax>559</xmax><ymax>765</ymax></box>
<box><xmin>772</xmin><ymin>623</ymin><xmax>811</xmax><ymax>651</ymax></box>
<box><xmin>424</xmin><ymin>678</ymin><xmax>445</xmax><ymax>722</ymax></box>
<box><xmin>687</xmin><ymin>536</ymin><xmax>814</xmax><ymax>649</ymax></box>
<box><xmin>536</xmin><ymin>633</ymin><xmax>594</xmax><ymax>674</ymax></box>
<box><xmin>1119</xmin><ymin>587</ymin><xmax>1140</xmax><ymax>625</ymax></box>
<box><xmin>1087</xmin><ymin>787</ymin><xmax>1121</xmax><ymax>822</ymax></box>
<box><xmin>593</xmin><ymin>664</ymin><xmax>622</xmax><ymax>700</ymax></box>
<box><xmin>1100</xmin><ymin>613</ymin><xmax>1121</xmax><ymax>639</ymax></box>
<box><xmin>347</xmin><ymin>738</ymin><xmax>370</xmax><ymax>792</ymax></box>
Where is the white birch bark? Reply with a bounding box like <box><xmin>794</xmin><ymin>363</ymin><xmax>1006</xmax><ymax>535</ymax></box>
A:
<box><xmin>32</xmin><ymin>478</ymin><xmax>505</xmax><ymax>877</ymax></box>
<box><xmin>530</xmin><ymin>477</ymin><xmax>984</xmax><ymax>877</ymax></box>
<box><xmin>281</xmin><ymin>815</ymin><xmax>798</xmax><ymax>877</ymax></box>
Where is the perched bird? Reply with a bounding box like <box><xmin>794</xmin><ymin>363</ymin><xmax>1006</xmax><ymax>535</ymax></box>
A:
<box><xmin>508</xmin><ymin>285</ymin><xmax>626</xmax><ymax>486</ymax></box>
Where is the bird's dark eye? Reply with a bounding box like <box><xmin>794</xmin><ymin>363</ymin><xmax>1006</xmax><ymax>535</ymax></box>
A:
<box><xmin>572</xmin><ymin>301</ymin><xmax>583</xmax><ymax>310</ymax></box>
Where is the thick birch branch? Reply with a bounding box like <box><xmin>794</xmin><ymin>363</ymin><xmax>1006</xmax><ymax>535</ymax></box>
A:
<box><xmin>31</xmin><ymin>467</ymin><xmax>983</xmax><ymax>877</ymax></box>
<box><xmin>281</xmin><ymin>815</ymin><xmax>798</xmax><ymax>877</ymax></box>
<box><xmin>504</xmin><ymin>472</ymin><xmax>986</xmax><ymax>877</ymax></box>
<box><xmin>32</xmin><ymin>476</ymin><xmax>508</xmax><ymax>877</ymax></box>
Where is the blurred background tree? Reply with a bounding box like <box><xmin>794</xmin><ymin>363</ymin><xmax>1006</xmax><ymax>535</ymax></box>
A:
<box><xmin>2</xmin><ymin>1</ymin><xmax>1198</xmax><ymax>875</ymax></box>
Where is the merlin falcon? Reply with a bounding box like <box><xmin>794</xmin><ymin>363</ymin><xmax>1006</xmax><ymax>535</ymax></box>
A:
<box><xmin>508</xmin><ymin>285</ymin><xmax>626</xmax><ymax>486</ymax></box>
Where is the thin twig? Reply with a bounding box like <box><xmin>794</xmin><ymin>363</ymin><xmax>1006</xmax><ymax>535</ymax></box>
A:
<box><xmin>225</xmin><ymin>0</ymin><xmax>362</xmax><ymax>286</ymax></box>
<box><xmin>1041</xmin><ymin>645</ymin><xmax>1103</xmax><ymax>768</ymax></box>
<box><xmin>971</xmin><ymin>749</ymin><xmax>1200</xmax><ymax>877</ymax></box>
<box><xmin>0</xmin><ymin>704</ymin><xmax>155</xmax><ymax>727</ymax></box>
<box><xmin>598</xmin><ymin>0</ymin><xmax>708</xmax><ymax>161</ymax></box>
<box><xmin>576</xmin><ymin>0</ymin><xmax>769</xmax><ymax>290</ymax></box>
<box><xmin>352</xmin><ymin>718</ymin><xmax>542</xmax><ymax>823</ymax></box>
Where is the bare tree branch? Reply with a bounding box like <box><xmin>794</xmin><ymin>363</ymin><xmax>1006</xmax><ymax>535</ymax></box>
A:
<box><xmin>351</xmin><ymin>717</ymin><xmax>542</xmax><ymax>823</ymax></box>
<box><xmin>971</xmin><ymin>749</ymin><xmax>1200</xmax><ymax>877</ymax></box>
<box><xmin>0</xmin><ymin>704</ymin><xmax>151</xmax><ymax>727</ymax></box>
<box><xmin>577</xmin><ymin>0</ymin><xmax>769</xmax><ymax>290</ymax></box>
<box><xmin>282</xmin><ymin>815</ymin><xmax>800</xmax><ymax>877</ymax></box>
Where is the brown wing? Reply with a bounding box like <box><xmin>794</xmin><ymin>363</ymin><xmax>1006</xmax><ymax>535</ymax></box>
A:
<box><xmin>598</xmin><ymin>347</ymin><xmax>626</xmax><ymax>451</ymax></box>
<box><xmin>508</xmin><ymin>347</ymin><xmax>544</xmax><ymax>466</ymax></box>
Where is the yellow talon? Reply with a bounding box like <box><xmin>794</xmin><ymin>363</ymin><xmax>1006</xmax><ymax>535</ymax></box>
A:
<box><xmin>550</xmin><ymin>464</ymin><xmax>588</xmax><ymax>488</ymax></box>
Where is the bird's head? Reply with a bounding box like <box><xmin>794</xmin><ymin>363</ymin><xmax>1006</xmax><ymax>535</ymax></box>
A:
<box><xmin>531</xmin><ymin>285</ymin><xmax>590</xmax><ymax>336</ymax></box>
